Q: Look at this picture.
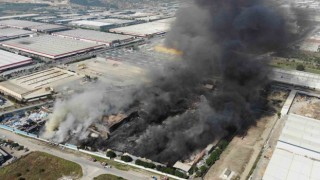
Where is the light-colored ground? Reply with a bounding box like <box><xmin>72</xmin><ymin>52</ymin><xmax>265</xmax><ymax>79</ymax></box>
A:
<box><xmin>290</xmin><ymin>94</ymin><xmax>320</xmax><ymax>120</ymax></box>
<box><xmin>204</xmin><ymin>89</ymin><xmax>288</xmax><ymax>180</ymax></box>
<box><xmin>204</xmin><ymin>114</ymin><xmax>278</xmax><ymax>180</ymax></box>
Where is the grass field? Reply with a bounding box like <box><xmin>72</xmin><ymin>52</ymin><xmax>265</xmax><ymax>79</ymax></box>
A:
<box><xmin>0</xmin><ymin>151</ymin><xmax>82</xmax><ymax>180</ymax></box>
<box><xmin>94</xmin><ymin>174</ymin><xmax>126</xmax><ymax>180</ymax></box>
<box><xmin>270</xmin><ymin>57</ymin><xmax>320</xmax><ymax>74</ymax></box>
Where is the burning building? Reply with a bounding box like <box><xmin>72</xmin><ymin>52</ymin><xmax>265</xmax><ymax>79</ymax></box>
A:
<box><xmin>42</xmin><ymin>0</ymin><xmax>302</xmax><ymax>166</ymax></box>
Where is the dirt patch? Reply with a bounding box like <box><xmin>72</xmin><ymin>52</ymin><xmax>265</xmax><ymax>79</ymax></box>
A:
<box><xmin>290</xmin><ymin>93</ymin><xmax>320</xmax><ymax>120</ymax></box>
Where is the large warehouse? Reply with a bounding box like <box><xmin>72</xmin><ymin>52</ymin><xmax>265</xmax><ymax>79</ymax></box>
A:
<box><xmin>69</xmin><ymin>20</ymin><xmax>113</xmax><ymax>31</ymax></box>
<box><xmin>0</xmin><ymin>67</ymin><xmax>83</xmax><ymax>102</ymax></box>
<box><xmin>109</xmin><ymin>18</ymin><xmax>175</xmax><ymax>37</ymax></box>
<box><xmin>0</xmin><ymin>35</ymin><xmax>104</xmax><ymax>59</ymax></box>
<box><xmin>0</xmin><ymin>50</ymin><xmax>33</xmax><ymax>72</ymax></box>
<box><xmin>0</xmin><ymin>28</ymin><xmax>35</xmax><ymax>41</ymax></box>
<box><xmin>52</xmin><ymin>29</ymin><xmax>134</xmax><ymax>46</ymax></box>
<box><xmin>263</xmin><ymin>114</ymin><xmax>320</xmax><ymax>180</ymax></box>
<box><xmin>0</xmin><ymin>19</ymin><xmax>68</xmax><ymax>33</ymax></box>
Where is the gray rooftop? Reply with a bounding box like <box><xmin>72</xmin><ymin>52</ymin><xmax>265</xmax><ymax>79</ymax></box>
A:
<box><xmin>53</xmin><ymin>29</ymin><xmax>133</xmax><ymax>44</ymax></box>
<box><xmin>1</xmin><ymin>35</ymin><xmax>102</xmax><ymax>58</ymax></box>
<box><xmin>0</xmin><ymin>50</ymin><xmax>32</xmax><ymax>70</ymax></box>
<box><xmin>0</xmin><ymin>19</ymin><xmax>43</xmax><ymax>28</ymax></box>
<box><xmin>0</xmin><ymin>28</ymin><xmax>34</xmax><ymax>38</ymax></box>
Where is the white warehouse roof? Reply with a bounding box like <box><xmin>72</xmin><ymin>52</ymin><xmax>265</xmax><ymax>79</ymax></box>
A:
<box><xmin>0</xmin><ymin>50</ymin><xmax>32</xmax><ymax>71</ymax></box>
<box><xmin>1</xmin><ymin>35</ymin><xmax>104</xmax><ymax>59</ymax></box>
<box><xmin>52</xmin><ymin>29</ymin><xmax>133</xmax><ymax>45</ymax></box>
<box><xmin>109</xmin><ymin>18</ymin><xmax>175</xmax><ymax>37</ymax></box>
<box><xmin>70</xmin><ymin>20</ymin><xmax>113</xmax><ymax>27</ymax></box>
<box><xmin>263</xmin><ymin>114</ymin><xmax>320</xmax><ymax>180</ymax></box>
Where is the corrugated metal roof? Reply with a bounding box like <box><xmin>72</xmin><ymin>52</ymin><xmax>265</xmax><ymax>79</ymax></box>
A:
<box><xmin>263</xmin><ymin>114</ymin><xmax>320</xmax><ymax>180</ymax></box>
<box><xmin>0</xmin><ymin>49</ymin><xmax>32</xmax><ymax>69</ymax></box>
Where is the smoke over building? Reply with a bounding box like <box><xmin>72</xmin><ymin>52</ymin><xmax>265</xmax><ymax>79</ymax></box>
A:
<box><xmin>42</xmin><ymin>0</ymin><xmax>300</xmax><ymax>164</ymax></box>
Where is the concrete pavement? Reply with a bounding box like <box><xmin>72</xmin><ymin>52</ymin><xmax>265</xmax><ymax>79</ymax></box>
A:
<box><xmin>0</xmin><ymin>128</ymin><xmax>151</xmax><ymax>180</ymax></box>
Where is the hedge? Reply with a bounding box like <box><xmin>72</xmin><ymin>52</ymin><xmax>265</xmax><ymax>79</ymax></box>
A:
<box><xmin>135</xmin><ymin>159</ymin><xmax>156</xmax><ymax>169</ymax></box>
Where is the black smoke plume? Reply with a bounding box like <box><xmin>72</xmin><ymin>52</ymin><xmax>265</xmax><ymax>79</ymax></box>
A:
<box><xmin>44</xmin><ymin>0</ymin><xmax>300</xmax><ymax>164</ymax></box>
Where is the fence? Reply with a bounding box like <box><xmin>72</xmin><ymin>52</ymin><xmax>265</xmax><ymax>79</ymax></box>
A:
<box><xmin>0</xmin><ymin>124</ymin><xmax>186</xmax><ymax>180</ymax></box>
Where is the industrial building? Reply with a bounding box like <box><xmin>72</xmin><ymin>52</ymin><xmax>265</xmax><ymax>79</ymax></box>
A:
<box><xmin>93</xmin><ymin>18</ymin><xmax>136</xmax><ymax>26</ymax></box>
<box><xmin>0</xmin><ymin>28</ymin><xmax>35</xmax><ymax>41</ymax></box>
<box><xmin>109</xmin><ymin>18</ymin><xmax>175</xmax><ymax>37</ymax></box>
<box><xmin>69</xmin><ymin>20</ymin><xmax>114</xmax><ymax>31</ymax></box>
<box><xmin>263</xmin><ymin>114</ymin><xmax>320</xmax><ymax>180</ymax></box>
<box><xmin>0</xmin><ymin>67</ymin><xmax>83</xmax><ymax>102</ymax></box>
<box><xmin>0</xmin><ymin>35</ymin><xmax>104</xmax><ymax>60</ymax></box>
<box><xmin>67</xmin><ymin>57</ymin><xmax>147</xmax><ymax>88</ymax></box>
<box><xmin>0</xmin><ymin>49</ymin><xmax>33</xmax><ymax>72</ymax></box>
<box><xmin>52</xmin><ymin>29</ymin><xmax>134</xmax><ymax>46</ymax></box>
<box><xmin>0</xmin><ymin>19</ymin><xmax>43</xmax><ymax>29</ymax></box>
<box><xmin>271</xmin><ymin>68</ymin><xmax>320</xmax><ymax>90</ymax></box>
<box><xmin>0</xmin><ymin>14</ymin><xmax>39</xmax><ymax>20</ymax></box>
<box><xmin>0</xmin><ymin>19</ymin><xmax>68</xmax><ymax>33</ymax></box>
<box><xmin>29</xmin><ymin>24</ymin><xmax>69</xmax><ymax>33</ymax></box>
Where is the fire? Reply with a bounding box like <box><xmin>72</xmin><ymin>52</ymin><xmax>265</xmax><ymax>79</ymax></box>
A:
<box><xmin>154</xmin><ymin>45</ymin><xmax>183</xmax><ymax>56</ymax></box>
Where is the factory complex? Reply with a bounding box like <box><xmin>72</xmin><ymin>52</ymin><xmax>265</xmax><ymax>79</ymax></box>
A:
<box><xmin>109</xmin><ymin>18</ymin><xmax>175</xmax><ymax>37</ymax></box>
<box><xmin>263</xmin><ymin>114</ymin><xmax>320</xmax><ymax>180</ymax></box>
<box><xmin>0</xmin><ymin>49</ymin><xmax>33</xmax><ymax>72</ymax></box>
<box><xmin>0</xmin><ymin>67</ymin><xmax>83</xmax><ymax>102</ymax></box>
<box><xmin>52</xmin><ymin>29</ymin><xmax>134</xmax><ymax>46</ymax></box>
<box><xmin>0</xmin><ymin>35</ymin><xmax>104</xmax><ymax>59</ymax></box>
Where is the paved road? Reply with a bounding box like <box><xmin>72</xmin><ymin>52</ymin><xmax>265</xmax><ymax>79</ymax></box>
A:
<box><xmin>0</xmin><ymin>129</ymin><xmax>152</xmax><ymax>180</ymax></box>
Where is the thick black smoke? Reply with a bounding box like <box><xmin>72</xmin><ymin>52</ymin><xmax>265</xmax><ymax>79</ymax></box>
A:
<box><xmin>45</xmin><ymin>0</ymin><xmax>299</xmax><ymax>165</ymax></box>
<box><xmin>103</xmin><ymin>0</ymin><xmax>297</xmax><ymax>164</ymax></box>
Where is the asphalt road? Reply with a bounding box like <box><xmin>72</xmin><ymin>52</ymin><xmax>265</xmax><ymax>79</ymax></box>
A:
<box><xmin>0</xmin><ymin>129</ymin><xmax>152</xmax><ymax>180</ymax></box>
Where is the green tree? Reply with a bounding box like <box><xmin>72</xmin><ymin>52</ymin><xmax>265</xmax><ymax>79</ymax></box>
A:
<box><xmin>296</xmin><ymin>64</ymin><xmax>305</xmax><ymax>71</ymax></box>
<box><xmin>106</xmin><ymin>151</ymin><xmax>116</xmax><ymax>158</ymax></box>
<box><xmin>120</xmin><ymin>155</ymin><xmax>133</xmax><ymax>162</ymax></box>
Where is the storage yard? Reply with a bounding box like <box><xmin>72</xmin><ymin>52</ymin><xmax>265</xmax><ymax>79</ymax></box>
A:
<box><xmin>0</xmin><ymin>67</ymin><xmax>83</xmax><ymax>102</ymax></box>
<box><xmin>0</xmin><ymin>49</ymin><xmax>32</xmax><ymax>72</ymax></box>
<box><xmin>109</xmin><ymin>18</ymin><xmax>175</xmax><ymax>37</ymax></box>
<box><xmin>52</xmin><ymin>29</ymin><xmax>134</xmax><ymax>46</ymax></box>
<box><xmin>0</xmin><ymin>35</ymin><xmax>104</xmax><ymax>59</ymax></box>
